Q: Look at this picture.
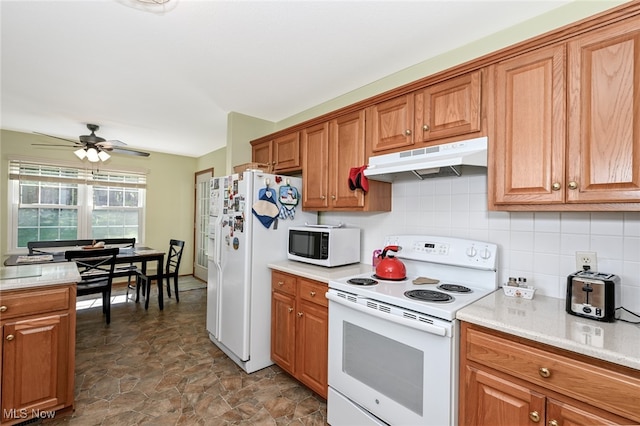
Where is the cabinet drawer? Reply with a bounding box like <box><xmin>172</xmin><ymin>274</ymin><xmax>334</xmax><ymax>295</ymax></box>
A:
<box><xmin>465</xmin><ymin>327</ymin><xmax>640</xmax><ymax>421</ymax></box>
<box><xmin>298</xmin><ymin>279</ymin><xmax>327</xmax><ymax>308</ymax></box>
<box><xmin>272</xmin><ymin>271</ymin><xmax>296</xmax><ymax>296</ymax></box>
<box><xmin>0</xmin><ymin>286</ymin><xmax>71</xmax><ymax>320</ymax></box>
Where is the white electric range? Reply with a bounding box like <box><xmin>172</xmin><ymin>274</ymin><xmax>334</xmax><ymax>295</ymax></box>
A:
<box><xmin>327</xmin><ymin>235</ymin><xmax>498</xmax><ymax>426</ymax></box>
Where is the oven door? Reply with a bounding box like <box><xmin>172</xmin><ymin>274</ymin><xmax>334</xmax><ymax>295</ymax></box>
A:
<box><xmin>327</xmin><ymin>291</ymin><xmax>457</xmax><ymax>426</ymax></box>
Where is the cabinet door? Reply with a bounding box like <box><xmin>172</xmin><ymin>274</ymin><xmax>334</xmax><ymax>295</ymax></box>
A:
<box><xmin>329</xmin><ymin>110</ymin><xmax>366</xmax><ymax>209</ymax></box>
<box><xmin>547</xmin><ymin>398</ymin><xmax>635</xmax><ymax>426</ymax></box>
<box><xmin>273</xmin><ymin>132</ymin><xmax>301</xmax><ymax>172</ymax></box>
<box><xmin>1</xmin><ymin>314</ymin><xmax>72</xmax><ymax>421</ymax></box>
<box><xmin>301</xmin><ymin>122</ymin><xmax>330</xmax><ymax>209</ymax></box>
<box><xmin>463</xmin><ymin>365</ymin><xmax>546</xmax><ymax>426</ymax></box>
<box><xmin>493</xmin><ymin>45</ymin><xmax>566</xmax><ymax>205</ymax></box>
<box><xmin>296</xmin><ymin>299</ymin><xmax>328</xmax><ymax>399</ymax></box>
<box><xmin>567</xmin><ymin>20</ymin><xmax>640</xmax><ymax>203</ymax></box>
<box><xmin>270</xmin><ymin>290</ymin><xmax>296</xmax><ymax>375</ymax></box>
<box><xmin>414</xmin><ymin>71</ymin><xmax>481</xmax><ymax>142</ymax></box>
<box><xmin>252</xmin><ymin>141</ymin><xmax>273</xmax><ymax>173</ymax></box>
<box><xmin>369</xmin><ymin>94</ymin><xmax>414</xmax><ymax>152</ymax></box>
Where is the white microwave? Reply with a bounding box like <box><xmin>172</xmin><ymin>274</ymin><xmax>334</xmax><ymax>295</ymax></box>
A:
<box><xmin>288</xmin><ymin>226</ymin><xmax>360</xmax><ymax>267</ymax></box>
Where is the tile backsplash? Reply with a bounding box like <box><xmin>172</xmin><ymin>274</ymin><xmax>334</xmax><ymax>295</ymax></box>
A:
<box><xmin>321</xmin><ymin>172</ymin><xmax>640</xmax><ymax>313</ymax></box>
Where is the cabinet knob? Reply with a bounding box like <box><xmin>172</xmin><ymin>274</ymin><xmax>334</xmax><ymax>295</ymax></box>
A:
<box><xmin>331</xmin><ymin>195</ymin><xmax>336</xmax><ymax>200</ymax></box>
<box><xmin>288</xmin><ymin>307</ymin><xmax>293</xmax><ymax>313</ymax></box>
<box><xmin>404</xmin><ymin>129</ymin><xmax>412</xmax><ymax>136</ymax></box>
<box><xmin>272</xmin><ymin>161</ymin><xmax>276</xmax><ymax>165</ymax></box>
<box><xmin>539</xmin><ymin>367</ymin><xmax>551</xmax><ymax>378</ymax></box>
<box><xmin>6</xmin><ymin>334</ymin><xmax>14</xmax><ymax>341</ymax></box>
<box><xmin>321</xmin><ymin>195</ymin><xmax>326</xmax><ymax>200</ymax></box>
<box><xmin>422</xmin><ymin>124</ymin><xmax>430</xmax><ymax>131</ymax></box>
<box><xmin>549</xmin><ymin>420</ymin><xmax>559</xmax><ymax>426</ymax></box>
<box><xmin>297</xmin><ymin>312</ymin><xmax>303</xmax><ymax>317</ymax></box>
<box><xmin>529</xmin><ymin>411</ymin><xmax>541</xmax><ymax>423</ymax></box>
<box><xmin>277</xmin><ymin>281</ymin><xmax>284</xmax><ymax>286</ymax></box>
<box><xmin>0</xmin><ymin>305</ymin><xmax>7</xmax><ymax>312</ymax></box>
<box><xmin>551</xmin><ymin>182</ymin><xmax>561</xmax><ymax>191</ymax></box>
<box><xmin>568</xmin><ymin>181</ymin><xmax>578</xmax><ymax>190</ymax></box>
<box><xmin>310</xmin><ymin>291</ymin><xmax>316</xmax><ymax>297</ymax></box>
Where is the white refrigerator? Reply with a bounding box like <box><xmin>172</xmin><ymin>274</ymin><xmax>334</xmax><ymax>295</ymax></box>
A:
<box><xmin>206</xmin><ymin>171</ymin><xmax>316</xmax><ymax>373</ymax></box>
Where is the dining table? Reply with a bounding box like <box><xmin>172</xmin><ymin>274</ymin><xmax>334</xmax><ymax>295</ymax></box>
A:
<box><xmin>3</xmin><ymin>246</ymin><xmax>167</xmax><ymax>310</ymax></box>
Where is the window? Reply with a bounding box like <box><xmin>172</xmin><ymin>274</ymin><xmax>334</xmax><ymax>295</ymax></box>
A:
<box><xmin>8</xmin><ymin>159</ymin><xmax>147</xmax><ymax>250</ymax></box>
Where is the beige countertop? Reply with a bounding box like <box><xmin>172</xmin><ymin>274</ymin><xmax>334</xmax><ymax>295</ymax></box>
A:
<box><xmin>457</xmin><ymin>290</ymin><xmax>640</xmax><ymax>371</ymax></box>
<box><xmin>268</xmin><ymin>260</ymin><xmax>372</xmax><ymax>284</ymax></box>
<box><xmin>0</xmin><ymin>262</ymin><xmax>81</xmax><ymax>291</ymax></box>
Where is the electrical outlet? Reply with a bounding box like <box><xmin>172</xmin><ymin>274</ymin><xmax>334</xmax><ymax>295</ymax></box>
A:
<box><xmin>576</xmin><ymin>251</ymin><xmax>597</xmax><ymax>272</ymax></box>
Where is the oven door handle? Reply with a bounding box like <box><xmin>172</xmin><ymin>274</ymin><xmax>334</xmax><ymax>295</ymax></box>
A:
<box><xmin>326</xmin><ymin>292</ymin><xmax>448</xmax><ymax>337</ymax></box>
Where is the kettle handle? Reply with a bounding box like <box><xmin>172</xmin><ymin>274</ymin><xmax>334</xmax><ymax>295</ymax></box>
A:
<box><xmin>380</xmin><ymin>245</ymin><xmax>401</xmax><ymax>258</ymax></box>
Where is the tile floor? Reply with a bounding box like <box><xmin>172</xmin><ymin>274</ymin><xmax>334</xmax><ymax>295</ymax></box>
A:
<box><xmin>42</xmin><ymin>278</ymin><xmax>328</xmax><ymax>425</ymax></box>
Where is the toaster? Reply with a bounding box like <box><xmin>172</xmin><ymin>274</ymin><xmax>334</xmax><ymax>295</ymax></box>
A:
<box><xmin>566</xmin><ymin>270</ymin><xmax>620</xmax><ymax>322</ymax></box>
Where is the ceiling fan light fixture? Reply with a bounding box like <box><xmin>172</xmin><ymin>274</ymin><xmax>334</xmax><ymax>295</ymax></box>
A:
<box><xmin>86</xmin><ymin>148</ymin><xmax>100</xmax><ymax>163</ymax></box>
<box><xmin>74</xmin><ymin>148</ymin><xmax>87</xmax><ymax>160</ymax></box>
<box><xmin>117</xmin><ymin>0</ymin><xmax>177</xmax><ymax>14</ymax></box>
<box><xmin>97</xmin><ymin>150</ymin><xmax>111</xmax><ymax>162</ymax></box>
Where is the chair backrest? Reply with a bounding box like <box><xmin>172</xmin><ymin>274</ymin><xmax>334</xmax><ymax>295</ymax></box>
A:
<box><xmin>65</xmin><ymin>248</ymin><xmax>120</xmax><ymax>283</ymax></box>
<box><xmin>28</xmin><ymin>239</ymin><xmax>94</xmax><ymax>254</ymax></box>
<box><xmin>166</xmin><ymin>239</ymin><xmax>185</xmax><ymax>275</ymax></box>
<box><xmin>28</xmin><ymin>238</ymin><xmax>135</xmax><ymax>254</ymax></box>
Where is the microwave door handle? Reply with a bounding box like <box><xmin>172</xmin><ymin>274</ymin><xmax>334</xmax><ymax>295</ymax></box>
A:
<box><xmin>325</xmin><ymin>292</ymin><xmax>448</xmax><ymax>337</ymax></box>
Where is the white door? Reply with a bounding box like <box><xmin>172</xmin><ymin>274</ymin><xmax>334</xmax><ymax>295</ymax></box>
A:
<box><xmin>194</xmin><ymin>169</ymin><xmax>212</xmax><ymax>282</ymax></box>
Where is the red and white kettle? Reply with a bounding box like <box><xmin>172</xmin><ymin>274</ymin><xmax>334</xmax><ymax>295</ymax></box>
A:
<box><xmin>375</xmin><ymin>245</ymin><xmax>406</xmax><ymax>280</ymax></box>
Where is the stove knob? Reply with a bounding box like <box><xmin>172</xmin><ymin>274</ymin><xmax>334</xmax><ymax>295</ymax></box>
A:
<box><xmin>480</xmin><ymin>247</ymin><xmax>492</xmax><ymax>260</ymax></box>
<box><xmin>466</xmin><ymin>246</ymin><xmax>477</xmax><ymax>258</ymax></box>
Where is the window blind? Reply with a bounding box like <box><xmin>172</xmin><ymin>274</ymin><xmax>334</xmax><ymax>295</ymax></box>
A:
<box><xmin>8</xmin><ymin>159</ymin><xmax>147</xmax><ymax>189</ymax></box>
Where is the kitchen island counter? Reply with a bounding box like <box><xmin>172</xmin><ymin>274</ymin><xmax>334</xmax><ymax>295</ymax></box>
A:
<box><xmin>268</xmin><ymin>260</ymin><xmax>372</xmax><ymax>284</ymax></box>
<box><xmin>0</xmin><ymin>262</ymin><xmax>80</xmax><ymax>291</ymax></box>
<box><xmin>457</xmin><ymin>290</ymin><xmax>640</xmax><ymax>370</ymax></box>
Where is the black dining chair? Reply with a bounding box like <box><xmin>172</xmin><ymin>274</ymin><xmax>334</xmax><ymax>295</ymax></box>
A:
<box><xmin>133</xmin><ymin>239</ymin><xmax>185</xmax><ymax>309</ymax></box>
<box><xmin>65</xmin><ymin>248</ymin><xmax>119</xmax><ymax>324</ymax></box>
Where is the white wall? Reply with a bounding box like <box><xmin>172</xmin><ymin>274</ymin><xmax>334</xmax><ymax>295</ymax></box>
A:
<box><xmin>321</xmin><ymin>172</ymin><xmax>640</xmax><ymax>313</ymax></box>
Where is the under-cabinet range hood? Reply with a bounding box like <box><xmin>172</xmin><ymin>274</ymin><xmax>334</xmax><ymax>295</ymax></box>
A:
<box><xmin>364</xmin><ymin>136</ymin><xmax>488</xmax><ymax>181</ymax></box>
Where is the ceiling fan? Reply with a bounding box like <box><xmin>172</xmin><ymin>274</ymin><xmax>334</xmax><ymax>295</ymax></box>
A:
<box><xmin>33</xmin><ymin>124</ymin><xmax>151</xmax><ymax>162</ymax></box>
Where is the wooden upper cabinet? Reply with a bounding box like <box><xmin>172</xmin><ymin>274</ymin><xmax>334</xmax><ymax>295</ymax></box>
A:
<box><xmin>301</xmin><ymin>122</ymin><xmax>330</xmax><ymax>209</ymax></box>
<box><xmin>492</xmin><ymin>15</ymin><xmax>640</xmax><ymax>210</ymax></box>
<box><xmin>368</xmin><ymin>94</ymin><xmax>414</xmax><ymax>153</ymax></box>
<box><xmin>492</xmin><ymin>45</ymin><xmax>566</xmax><ymax>205</ymax></box>
<box><xmin>567</xmin><ymin>20</ymin><xmax>640</xmax><ymax>203</ymax></box>
<box><xmin>329</xmin><ymin>111</ymin><xmax>366</xmax><ymax>209</ymax></box>
<box><xmin>251</xmin><ymin>132</ymin><xmax>301</xmax><ymax>173</ymax></box>
<box><xmin>251</xmin><ymin>140</ymin><xmax>272</xmax><ymax>172</ymax></box>
<box><xmin>414</xmin><ymin>70</ymin><xmax>482</xmax><ymax>142</ymax></box>
<box><xmin>273</xmin><ymin>132</ymin><xmax>301</xmax><ymax>172</ymax></box>
<box><xmin>368</xmin><ymin>70</ymin><xmax>484</xmax><ymax>156</ymax></box>
<box><xmin>302</xmin><ymin>110</ymin><xmax>391</xmax><ymax>212</ymax></box>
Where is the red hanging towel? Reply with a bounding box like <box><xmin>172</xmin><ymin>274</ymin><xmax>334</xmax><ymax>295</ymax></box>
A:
<box><xmin>348</xmin><ymin>165</ymin><xmax>369</xmax><ymax>192</ymax></box>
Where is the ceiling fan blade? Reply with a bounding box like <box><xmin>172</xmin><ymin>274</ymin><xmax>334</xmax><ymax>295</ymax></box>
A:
<box><xmin>32</xmin><ymin>143</ymin><xmax>82</xmax><ymax>147</ymax></box>
<box><xmin>33</xmin><ymin>132</ymin><xmax>78</xmax><ymax>144</ymax></box>
<box><xmin>109</xmin><ymin>146</ymin><xmax>151</xmax><ymax>157</ymax></box>
<box><xmin>97</xmin><ymin>139</ymin><xmax>126</xmax><ymax>148</ymax></box>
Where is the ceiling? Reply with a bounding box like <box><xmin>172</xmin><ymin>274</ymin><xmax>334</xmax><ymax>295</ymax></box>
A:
<box><xmin>1</xmin><ymin>0</ymin><xmax>575</xmax><ymax>159</ymax></box>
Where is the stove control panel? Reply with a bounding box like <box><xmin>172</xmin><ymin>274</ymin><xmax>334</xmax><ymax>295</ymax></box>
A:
<box><xmin>413</xmin><ymin>241</ymin><xmax>449</xmax><ymax>255</ymax></box>
<box><xmin>384</xmin><ymin>235</ymin><xmax>497</xmax><ymax>271</ymax></box>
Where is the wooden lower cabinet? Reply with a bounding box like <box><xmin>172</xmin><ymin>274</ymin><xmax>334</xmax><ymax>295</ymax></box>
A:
<box><xmin>271</xmin><ymin>271</ymin><xmax>328</xmax><ymax>398</ymax></box>
<box><xmin>0</xmin><ymin>284</ymin><xmax>76</xmax><ymax>425</ymax></box>
<box><xmin>459</xmin><ymin>322</ymin><xmax>640</xmax><ymax>426</ymax></box>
